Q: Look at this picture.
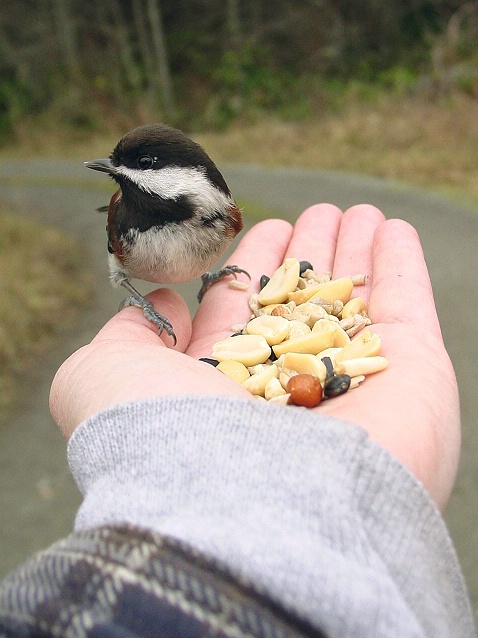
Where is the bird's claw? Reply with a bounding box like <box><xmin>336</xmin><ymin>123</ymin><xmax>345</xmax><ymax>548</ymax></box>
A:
<box><xmin>121</xmin><ymin>295</ymin><xmax>177</xmax><ymax>345</ymax></box>
<box><xmin>198</xmin><ymin>265</ymin><xmax>251</xmax><ymax>302</ymax></box>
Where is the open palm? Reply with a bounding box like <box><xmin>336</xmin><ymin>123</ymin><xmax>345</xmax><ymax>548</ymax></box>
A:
<box><xmin>50</xmin><ymin>204</ymin><xmax>460</xmax><ymax>510</ymax></box>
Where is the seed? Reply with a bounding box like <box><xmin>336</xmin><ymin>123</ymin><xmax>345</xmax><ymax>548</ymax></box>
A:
<box><xmin>287</xmin><ymin>374</ymin><xmax>323</xmax><ymax>408</ymax></box>
<box><xmin>228</xmin><ymin>280</ymin><xmax>250</xmax><ymax>291</ymax></box>
<box><xmin>294</xmin><ymin>302</ymin><xmax>328</xmax><ymax>326</ymax></box>
<box><xmin>257</xmin><ymin>258</ymin><xmax>301</xmax><ymax>305</ymax></box>
<box><xmin>349</xmin><ymin>375</ymin><xmax>366</xmax><ymax>389</ymax></box>
<box><xmin>320</xmin><ymin>356</ymin><xmax>335</xmax><ymax>381</ymax></box>
<box><xmin>268</xmin><ymin>393</ymin><xmax>291</xmax><ymax>405</ymax></box>
<box><xmin>271</xmin><ymin>304</ymin><xmax>293</xmax><ymax>317</ymax></box>
<box><xmin>279</xmin><ymin>370</ymin><xmax>297</xmax><ymax>390</ymax></box>
<box><xmin>299</xmin><ymin>260</ymin><xmax>314</xmax><ymax>274</ymax></box>
<box><xmin>287</xmin><ymin>320</ymin><xmax>312</xmax><ymax>340</ymax></box>
<box><xmin>310</xmin><ymin>298</ymin><xmax>344</xmax><ymax>317</ymax></box>
<box><xmin>335</xmin><ymin>356</ymin><xmax>388</xmax><ymax>377</ymax></box>
<box><xmin>342</xmin><ymin>297</ymin><xmax>367</xmax><ymax>319</ymax></box>
<box><xmin>308</xmin><ymin>278</ymin><xmax>354</xmax><ymax>304</ymax></box>
<box><xmin>324</xmin><ymin>374</ymin><xmax>351</xmax><ymax>398</ymax></box>
<box><xmin>304</xmin><ymin>270</ymin><xmax>332</xmax><ymax>284</ymax></box>
<box><xmin>335</xmin><ymin>330</ymin><xmax>382</xmax><ymax>363</ymax></box>
<box><xmin>216</xmin><ymin>360</ymin><xmax>250</xmax><ymax>384</ymax></box>
<box><xmin>199</xmin><ymin>357</ymin><xmax>220</xmax><ymax>367</ymax></box>
<box><xmin>338</xmin><ymin>316</ymin><xmax>356</xmax><ymax>332</ymax></box>
<box><xmin>264</xmin><ymin>377</ymin><xmax>287</xmax><ymax>400</ymax></box>
<box><xmin>344</xmin><ymin>315</ymin><xmax>372</xmax><ymax>338</ymax></box>
<box><xmin>259</xmin><ymin>274</ymin><xmax>270</xmax><ymax>290</ymax></box>
<box><xmin>246</xmin><ymin>314</ymin><xmax>290</xmax><ymax>346</ymax></box>
<box><xmin>272</xmin><ymin>326</ymin><xmax>335</xmax><ymax>357</ymax></box>
<box><xmin>212</xmin><ymin>334</ymin><xmax>271</xmax><ymax>366</ymax></box>
<box><xmin>351</xmin><ymin>274</ymin><xmax>367</xmax><ymax>286</ymax></box>
<box><xmin>248</xmin><ymin>293</ymin><xmax>261</xmax><ymax>315</ymax></box>
<box><xmin>242</xmin><ymin>363</ymin><xmax>279</xmax><ymax>396</ymax></box>
<box><xmin>288</xmin><ymin>284</ymin><xmax>325</xmax><ymax>305</ymax></box>
<box><xmin>312</xmin><ymin>319</ymin><xmax>350</xmax><ymax>347</ymax></box>
<box><xmin>282</xmin><ymin>352</ymin><xmax>327</xmax><ymax>384</ymax></box>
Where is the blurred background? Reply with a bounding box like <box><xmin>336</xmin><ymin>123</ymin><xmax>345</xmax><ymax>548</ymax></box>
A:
<box><xmin>0</xmin><ymin>0</ymin><xmax>477</xmax><ymax>624</ymax></box>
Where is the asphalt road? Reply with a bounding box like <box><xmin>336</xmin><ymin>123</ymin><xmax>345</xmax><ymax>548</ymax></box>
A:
<box><xmin>0</xmin><ymin>160</ymin><xmax>477</xmax><ymax>620</ymax></box>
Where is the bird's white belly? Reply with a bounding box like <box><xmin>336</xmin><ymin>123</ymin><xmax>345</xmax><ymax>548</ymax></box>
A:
<box><xmin>109</xmin><ymin>224</ymin><xmax>230</xmax><ymax>286</ymax></box>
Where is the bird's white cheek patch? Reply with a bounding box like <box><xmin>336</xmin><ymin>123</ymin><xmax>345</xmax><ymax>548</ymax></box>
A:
<box><xmin>118</xmin><ymin>165</ymin><xmax>206</xmax><ymax>197</ymax></box>
<box><xmin>115</xmin><ymin>165</ymin><xmax>233</xmax><ymax>218</ymax></box>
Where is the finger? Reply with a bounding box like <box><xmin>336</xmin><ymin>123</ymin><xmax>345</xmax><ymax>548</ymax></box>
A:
<box><xmin>369</xmin><ymin>219</ymin><xmax>443</xmax><ymax>338</ymax></box>
<box><xmin>189</xmin><ymin>218</ymin><xmax>293</xmax><ymax>355</ymax></box>
<box><xmin>284</xmin><ymin>204</ymin><xmax>343</xmax><ymax>273</ymax></box>
<box><xmin>332</xmin><ymin>205</ymin><xmax>386</xmax><ymax>302</ymax></box>
<box><xmin>92</xmin><ymin>288</ymin><xmax>192</xmax><ymax>352</ymax></box>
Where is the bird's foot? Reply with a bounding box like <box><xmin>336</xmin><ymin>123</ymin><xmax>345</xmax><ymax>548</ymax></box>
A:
<box><xmin>119</xmin><ymin>279</ymin><xmax>177</xmax><ymax>344</ymax></box>
<box><xmin>120</xmin><ymin>295</ymin><xmax>177</xmax><ymax>344</ymax></box>
<box><xmin>198</xmin><ymin>265</ymin><xmax>251</xmax><ymax>302</ymax></box>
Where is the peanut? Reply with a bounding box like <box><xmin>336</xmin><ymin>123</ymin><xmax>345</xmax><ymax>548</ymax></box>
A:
<box><xmin>287</xmin><ymin>374</ymin><xmax>323</xmax><ymax>408</ymax></box>
<box><xmin>258</xmin><ymin>258</ymin><xmax>300</xmax><ymax>305</ymax></box>
<box><xmin>212</xmin><ymin>334</ymin><xmax>271</xmax><ymax>366</ymax></box>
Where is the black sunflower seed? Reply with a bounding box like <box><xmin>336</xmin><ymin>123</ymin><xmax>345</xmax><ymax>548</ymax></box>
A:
<box><xmin>324</xmin><ymin>374</ymin><xmax>351</xmax><ymax>398</ymax></box>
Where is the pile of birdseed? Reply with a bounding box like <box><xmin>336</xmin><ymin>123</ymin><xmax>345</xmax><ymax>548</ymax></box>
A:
<box><xmin>203</xmin><ymin>258</ymin><xmax>387</xmax><ymax>408</ymax></box>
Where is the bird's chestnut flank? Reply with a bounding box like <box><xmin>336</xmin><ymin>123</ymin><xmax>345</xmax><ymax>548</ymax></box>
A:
<box><xmin>85</xmin><ymin>123</ymin><xmax>249</xmax><ymax>343</ymax></box>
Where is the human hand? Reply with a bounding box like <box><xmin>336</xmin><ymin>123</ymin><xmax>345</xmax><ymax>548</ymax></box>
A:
<box><xmin>50</xmin><ymin>204</ymin><xmax>460</xmax><ymax>510</ymax></box>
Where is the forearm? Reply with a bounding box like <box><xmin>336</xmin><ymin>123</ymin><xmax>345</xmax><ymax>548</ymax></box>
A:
<box><xmin>67</xmin><ymin>396</ymin><xmax>474</xmax><ymax>638</ymax></box>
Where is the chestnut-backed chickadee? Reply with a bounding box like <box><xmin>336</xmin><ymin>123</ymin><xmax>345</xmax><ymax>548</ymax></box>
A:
<box><xmin>85</xmin><ymin>123</ymin><xmax>248</xmax><ymax>343</ymax></box>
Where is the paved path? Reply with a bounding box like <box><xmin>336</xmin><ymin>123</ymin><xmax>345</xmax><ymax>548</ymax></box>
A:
<box><xmin>0</xmin><ymin>161</ymin><xmax>476</xmax><ymax>619</ymax></box>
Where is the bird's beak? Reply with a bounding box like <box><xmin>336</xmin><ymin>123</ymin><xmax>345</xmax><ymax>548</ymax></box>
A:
<box><xmin>84</xmin><ymin>158</ymin><xmax>118</xmax><ymax>175</ymax></box>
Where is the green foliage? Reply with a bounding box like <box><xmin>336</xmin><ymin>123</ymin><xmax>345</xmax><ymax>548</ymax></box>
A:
<box><xmin>0</xmin><ymin>78</ymin><xmax>31</xmax><ymax>145</ymax></box>
<box><xmin>1</xmin><ymin>0</ymin><xmax>477</xmax><ymax>144</ymax></box>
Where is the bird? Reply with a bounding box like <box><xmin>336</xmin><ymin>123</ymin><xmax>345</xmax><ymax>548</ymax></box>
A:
<box><xmin>85</xmin><ymin>123</ymin><xmax>248</xmax><ymax>344</ymax></box>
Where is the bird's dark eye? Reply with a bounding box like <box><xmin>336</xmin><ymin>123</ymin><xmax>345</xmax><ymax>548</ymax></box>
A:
<box><xmin>137</xmin><ymin>155</ymin><xmax>154</xmax><ymax>169</ymax></box>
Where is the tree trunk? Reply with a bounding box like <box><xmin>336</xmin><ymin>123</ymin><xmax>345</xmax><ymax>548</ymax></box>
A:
<box><xmin>51</xmin><ymin>0</ymin><xmax>80</xmax><ymax>80</ymax></box>
<box><xmin>132</xmin><ymin>0</ymin><xmax>157</xmax><ymax>104</ymax></box>
<box><xmin>146</xmin><ymin>0</ymin><xmax>175</xmax><ymax>118</ymax></box>
<box><xmin>109</xmin><ymin>0</ymin><xmax>142</xmax><ymax>94</ymax></box>
<box><xmin>226</xmin><ymin>0</ymin><xmax>244</xmax><ymax>110</ymax></box>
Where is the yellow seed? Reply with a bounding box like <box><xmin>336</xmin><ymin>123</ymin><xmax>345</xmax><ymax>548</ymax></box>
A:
<box><xmin>241</xmin><ymin>364</ymin><xmax>278</xmax><ymax>396</ymax></box>
<box><xmin>308</xmin><ymin>278</ymin><xmax>354</xmax><ymax>304</ymax></box>
<box><xmin>293</xmin><ymin>302</ymin><xmax>328</xmax><ymax>326</ymax></box>
<box><xmin>246</xmin><ymin>314</ymin><xmax>290</xmax><ymax>346</ymax></box>
<box><xmin>279</xmin><ymin>370</ymin><xmax>296</xmax><ymax>390</ymax></box>
<box><xmin>312</xmin><ymin>319</ymin><xmax>350</xmax><ymax>347</ymax></box>
<box><xmin>288</xmin><ymin>284</ymin><xmax>325</xmax><ymax>305</ymax></box>
<box><xmin>282</xmin><ymin>352</ymin><xmax>327</xmax><ymax>384</ymax></box>
<box><xmin>216</xmin><ymin>360</ymin><xmax>250</xmax><ymax>384</ymax></box>
<box><xmin>349</xmin><ymin>375</ymin><xmax>366</xmax><ymax>389</ymax></box>
<box><xmin>287</xmin><ymin>320</ymin><xmax>312</xmax><ymax>340</ymax></box>
<box><xmin>335</xmin><ymin>330</ymin><xmax>382</xmax><ymax>363</ymax></box>
<box><xmin>335</xmin><ymin>356</ymin><xmax>388</xmax><ymax>377</ymax></box>
<box><xmin>212</xmin><ymin>334</ymin><xmax>271</xmax><ymax>366</ymax></box>
<box><xmin>228</xmin><ymin>280</ymin><xmax>250</xmax><ymax>291</ymax></box>
<box><xmin>264</xmin><ymin>377</ymin><xmax>287</xmax><ymax>400</ymax></box>
<box><xmin>272</xmin><ymin>326</ymin><xmax>335</xmax><ymax>357</ymax></box>
<box><xmin>268</xmin><ymin>393</ymin><xmax>291</xmax><ymax>405</ymax></box>
<box><xmin>342</xmin><ymin>296</ymin><xmax>367</xmax><ymax>319</ymax></box>
<box><xmin>258</xmin><ymin>258</ymin><xmax>301</xmax><ymax>305</ymax></box>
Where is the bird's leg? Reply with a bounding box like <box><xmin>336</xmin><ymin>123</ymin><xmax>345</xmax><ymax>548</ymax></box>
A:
<box><xmin>197</xmin><ymin>265</ymin><xmax>251</xmax><ymax>303</ymax></box>
<box><xmin>119</xmin><ymin>279</ymin><xmax>177</xmax><ymax>345</ymax></box>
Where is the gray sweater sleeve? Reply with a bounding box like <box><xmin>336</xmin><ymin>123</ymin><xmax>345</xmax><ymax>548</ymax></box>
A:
<box><xmin>67</xmin><ymin>396</ymin><xmax>475</xmax><ymax>638</ymax></box>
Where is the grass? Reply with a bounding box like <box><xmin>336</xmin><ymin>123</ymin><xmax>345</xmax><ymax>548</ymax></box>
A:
<box><xmin>195</xmin><ymin>94</ymin><xmax>478</xmax><ymax>205</ymax></box>
<box><xmin>0</xmin><ymin>211</ymin><xmax>92</xmax><ymax>418</ymax></box>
